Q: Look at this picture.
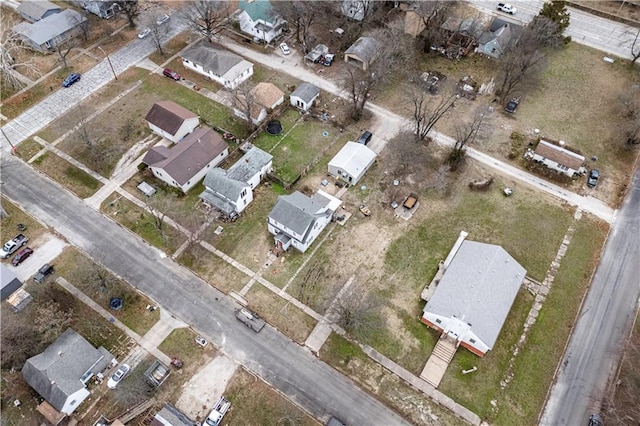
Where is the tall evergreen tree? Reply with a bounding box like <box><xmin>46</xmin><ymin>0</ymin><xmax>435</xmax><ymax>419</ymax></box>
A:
<box><xmin>539</xmin><ymin>1</ymin><xmax>570</xmax><ymax>36</ymax></box>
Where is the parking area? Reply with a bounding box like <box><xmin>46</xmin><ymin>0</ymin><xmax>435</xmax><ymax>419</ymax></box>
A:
<box><xmin>7</xmin><ymin>233</ymin><xmax>67</xmax><ymax>282</ymax></box>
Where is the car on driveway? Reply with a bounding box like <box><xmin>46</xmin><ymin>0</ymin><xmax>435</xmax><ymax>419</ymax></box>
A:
<box><xmin>587</xmin><ymin>169</ymin><xmax>600</xmax><ymax>188</ymax></box>
<box><xmin>107</xmin><ymin>363</ymin><xmax>130</xmax><ymax>389</ymax></box>
<box><xmin>279</xmin><ymin>42</ymin><xmax>290</xmax><ymax>55</ymax></box>
<box><xmin>497</xmin><ymin>3</ymin><xmax>517</xmax><ymax>14</ymax></box>
<box><xmin>62</xmin><ymin>73</ymin><xmax>81</xmax><ymax>87</ymax></box>
<box><xmin>138</xmin><ymin>28</ymin><xmax>151</xmax><ymax>39</ymax></box>
<box><xmin>34</xmin><ymin>263</ymin><xmax>55</xmax><ymax>283</ymax></box>
<box><xmin>357</xmin><ymin>130</ymin><xmax>373</xmax><ymax>145</ymax></box>
<box><xmin>156</xmin><ymin>14</ymin><xmax>169</xmax><ymax>26</ymax></box>
<box><xmin>12</xmin><ymin>247</ymin><xmax>33</xmax><ymax>266</ymax></box>
<box><xmin>163</xmin><ymin>68</ymin><xmax>181</xmax><ymax>80</ymax></box>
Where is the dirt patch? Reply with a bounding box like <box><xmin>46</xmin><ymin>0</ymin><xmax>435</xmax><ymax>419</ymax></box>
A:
<box><xmin>175</xmin><ymin>355</ymin><xmax>238</xmax><ymax>422</ymax></box>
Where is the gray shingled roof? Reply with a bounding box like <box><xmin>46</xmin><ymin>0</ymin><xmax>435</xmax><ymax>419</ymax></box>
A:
<box><xmin>145</xmin><ymin>128</ymin><xmax>228</xmax><ymax>186</ymax></box>
<box><xmin>145</xmin><ymin>101</ymin><xmax>198</xmax><ymax>136</ymax></box>
<box><xmin>290</xmin><ymin>82</ymin><xmax>320</xmax><ymax>104</ymax></box>
<box><xmin>344</xmin><ymin>37</ymin><xmax>380</xmax><ymax>62</ymax></box>
<box><xmin>17</xmin><ymin>0</ymin><xmax>61</xmax><ymax>21</ymax></box>
<box><xmin>182</xmin><ymin>40</ymin><xmax>249</xmax><ymax>79</ymax></box>
<box><xmin>1</xmin><ymin>264</ymin><xmax>21</xmax><ymax>300</ymax></box>
<box><xmin>269</xmin><ymin>191</ymin><xmax>331</xmax><ymax>241</ymax></box>
<box><xmin>227</xmin><ymin>146</ymin><xmax>272</xmax><ymax>183</ymax></box>
<box><xmin>22</xmin><ymin>329</ymin><xmax>113</xmax><ymax>412</ymax></box>
<box><xmin>13</xmin><ymin>9</ymin><xmax>86</xmax><ymax>45</ymax></box>
<box><xmin>153</xmin><ymin>404</ymin><xmax>197</xmax><ymax>426</ymax></box>
<box><xmin>423</xmin><ymin>241</ymin><xmax>526</xmax><ymax>349</ymax></box>
<box><xmin>200</xmin><ymin>168</ymin><xmax>248</xmax><ymax>214</ymax></box>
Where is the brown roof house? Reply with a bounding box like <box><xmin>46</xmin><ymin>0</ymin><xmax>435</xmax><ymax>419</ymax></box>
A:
<box><xmin>145</xmin><ymin>101</ymin><xmax>200</xmax><ymax>143</ymax></box>
<box><xmin>530</xmin><ymin>139</ymin><xmax>585</xmax><ymax>177</ymax></box>
<box><xmin>344</xmin><ymin>36</ymin><xmax>380</xmax><ymax>71</ymax></box>
<box><xmin>235</xmin><ymin>82</ymin><xmax>284</xmax><ymax>125</ymax></box>
<box><xmin>142</xmin><ymin>127</ymin><xmax>229</xmax><ymax>193</ymax></box>
<box><xmin>22</xmin><ymin>329</ymin><xmax>114</xmax><ymax>416</ymax></box>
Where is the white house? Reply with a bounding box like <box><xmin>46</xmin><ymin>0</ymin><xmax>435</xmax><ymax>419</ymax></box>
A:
<box><xmin>237</xmin><ymin>0</ymin><xmax>285</xmax><ymax>44</ymax></box>
<box><xmin>328</xmin><ymin>141</ymin><xmax>377</xmax><ymax>185</ymax></box>
<box><xmin>22</xmin><ymin>329</ymin><xmax>114</xmax><ymax>415</ymax></box>
<box><xmin>531</xmin><ymin>139</ymin><xmax>585</xmax><ymax>177</ymax></box>
<box><xmin>267</xmin><ymin>190</ymin><xmax>341</xmax><ymax>253</ymax></box>
<box><xmin>145</xmin><ymin>101</ymin><xmax>200</xmax><ymax>143</ymax></box>
<box><xmin>181</xmin><ymin>40</ymin><xmax>254</xmax><ymax>90</ymax></box>
<box><xmin>142</xmin><ymin>127</ymin><xmax>229</xmax><ymax>193</ymax></box>
<box><xmin>421</xmin><ymin>237</ymin><xmax>526</xmax><ymax>357</ymax></box>
<box><xmin>199</xmin><ymin>145</ymin><xmax>273</xmax><ymax>216</ymax></box>
<box><xmin>290</xmin><ymin>82</ymin><xmax>320</xmax><ymax>111</ymax></box>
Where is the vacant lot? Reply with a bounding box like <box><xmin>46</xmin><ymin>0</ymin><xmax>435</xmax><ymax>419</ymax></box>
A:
<box><xmin>178</xmin><ymin>244</ymin><xmax>250</xmax><ymax>294</ymax></box>
<box><xmin>32</xmin><ymin>151</ymin><xmax>102</xmax><ymax>198</ymax></box>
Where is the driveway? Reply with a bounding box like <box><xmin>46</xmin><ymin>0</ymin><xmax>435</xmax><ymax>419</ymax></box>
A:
<box><xmin>6</xmin><ymin>234</ymin><xmax>67</xmax><ymax>282</ymax></box>
<box><xmin>0</xmin><ymin>154</ymin><xmax>409</xmax><ymax>426</ymax></box>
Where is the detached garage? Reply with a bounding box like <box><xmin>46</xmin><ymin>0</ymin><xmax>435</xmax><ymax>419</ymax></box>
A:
<box><xmin>328</xmin><ymin>141</ymin><xmax>376</xmax><ymax>185</ymax></box>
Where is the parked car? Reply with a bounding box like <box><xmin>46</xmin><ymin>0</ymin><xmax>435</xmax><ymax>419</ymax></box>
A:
<box><xmin>34</xmin><ymin>263</ymin><xmax>55</xmax><ymax>283</ymax></box>
<box><xmin>163</xmin><ymin>68</ymin><xmax>181</xmax><ymax>80</ymax></box>
<box><xmin>1</xmin><ymin>233</ymin><xmax>28</xmax><ymax>258</ymax></box>
<box><xmin>62</xmin><ymin>73</ymin><xmax>81</xmax><ymax>87</ymax></box>
<box><xmin>12</xmin><ymin>247</ymin><xmax>33</xmax><ymax>266</ymax></box>
<box><xmin>497</xmin><ymin>3</ymin><xmax>517</xmax><ymax>14</ymax></box>
<box><xmin>357</xmin><ymin>130</ymin><xmax>372</xmax><ymax>145</ymax></box>
<box><xmin>279</xmin><ymin>42</ymin><xmax>290</xmax><ymax>55</ymax></box>
<box><xmin>204</xmin><ymin>396</ymin><xmax>231</xmax><ymax>426</ymax></box>
<box><xmin>320</xmin><ymin>53</ymin><xmax>335</xmax><ymax>66</ymax></box>
<box><xmin>156</xmin><ymin>14</ymin><xmax>170</xmax><ymax>26</ymax></box>
<box><xmin>587</xmin><ymin>169</ymin><xmax>600</xmax><ymax>188</ymax></box>
<box><xmin>107</xmin><ymin>363</ymin><xmax>130</xmax><ymax>389</ymax></box>
<box><xmin>235</xmin><ymin>308</ymin><xmax>265</xmax><ymax>332</ymax></box>
<box><xmin>505</xmin><ymin>98</ymin><xmax>519</xmax><ymax>113</ymax></box>
<box><xmin>138</xmin><ymin>28</ymin><xmax>151</xmax><ymax>39</ymax></box>
<box><xmin>588</xmin><ymin>414</ymin><xmax>604</xmax><ymax>426</ymax></box>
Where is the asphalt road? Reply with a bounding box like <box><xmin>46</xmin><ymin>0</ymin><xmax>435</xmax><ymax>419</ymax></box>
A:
<box><xmin>541</xmin><ymin>166</ymin><xmax>640</xmax><ymax>425</ymax></box>
<box><xmin>0</xmin><ymin>155</ymin><xmax>409</xmax><ymax>426</ymax></box>
<box><xmin>468</xmin><ymin>0</ymin><xmax>638</xmax><ymax>60</ymax></box>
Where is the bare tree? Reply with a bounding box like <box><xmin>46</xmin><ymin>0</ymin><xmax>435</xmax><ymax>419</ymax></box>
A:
<box><xmin>497</xmin><ymin>16</ymin><xmax>563</xmax><ymax>103</ymax></box>
<box><xmin>622</xmin><ymin>27</ymin><xmax>640</xmax><ymax>65</ymax></box>
<box><xmin>273</xmin><ymin>1</ymin><xmax>330</xmax><ymax>52</ymax></box>
<box><xmin>448</xmin><ymin>107</ymin><xmax>489</xmax><ymax>170</ymax></box>
<box><xmin>416</xmin><ymin>0</ymin><xmax>456</xmax><ymax>50</ymax></box>
<box><xmin>55</xmin><ymin>38</ymin><xmax>80</xmax><ymax>69</ymax></box>
<box><xmin>116</xmin><ymin>0</ymin><xmax>140</xmax><ymax>28</ymax></box>
<box><xmin>140</xmin><ymin>11</ymin><xmax>169</xmax><ymax>56</ymax></box>
<box><xmin>619</xmin><ymin>85</ymin><xmax>640</xmax><ymax>146</ymax></box>
<box><xmin>181</xmin><ymin>0</ymin><xmax>230</xmax><ymax>42</ymax></box>
<box><xmin>408</xmin><ymin>86</ymin><xmax>457</xmax><ymax>141</ymax></box>
<box><xmin>1</xmin><ymin>15</ymin><xmax>40</xmax><ymax>92</ymax></box>
<box><xmin>332</xmin><ymin>282</ymin><xmax>385</xmax><ymax>337</ymax></box>
<box><xmin>232</xmin><ymin>81</ymin><xmax>257</xmax><ymax>131</ymax></box>
<box><xmin>1</xmin><ymin>315</ymin><xmax>40</xmax><ymax>369</ymax></box>
<box><xmin>146</xmin><ymin>192</ymin><xmax>180</xmax><ymax>239</ymax></box>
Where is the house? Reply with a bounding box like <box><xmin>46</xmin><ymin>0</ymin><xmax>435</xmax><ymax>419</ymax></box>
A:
<box><xmin>1</xmin><ymin>264</ymin><xmax>22</xmax><ymax>300</ymax></box>
<box><xmin>290</xmin><ymin>82</ymin><xmax>320</xmax><ymax>111</ymax></box>
<box><xmin>151</xmin><ymin>404</ymin><xmax>197</xmax><ymax>426</ymax></box>
<box><xmin>78</xmin><ymin>0</ymin><xmax>121</xmax><ymax>19</ymax></box>
<box><xmin>531</xmin><ymin>139</ymin><xmax>585</xmax><ymax>177</ymax></box>
<box><xmin>200</xmin><ymin>145</ymin><xmax>272</xmax><ymax>216</ymax></box>
<box><xmin>397</xmin><ymin>2</ymin><xmax>428</xmax><ymax>37</ymax></box>
<box><xmin>142</xmin><ymin>127</ymin><xmax>229</xmax><ymax>193</ymax></box>
<box><xmin>438</xmin><ymin>16</ymin><xmax>481</xmax><ymax>58</ymax></box>
<box><xmin>344</xmin><ymin>37</ymin><xmax>380</xmax><ymax>71</ymax></box>
<box><xmin>267</xmin><ymin>190</ymin><xmax>342</xmax><ymax>253</ymax></box>
<box><xmin>145</xmin><ymin>101</ymin><xmax>200</xmax><ymax>143</ymax></box>
<box><xmin>248</xmin><ymin>82</ymin><xmax>285</xmax><ymax>124</ymax></box>
<box><xmin>304</xmin><ymin>44</ymin><xmax>329</xmax><ymax>63</ymax></box>
<box><xmin>421</xmin><ymin>235</ymin><xmax>526</xmax><ymax>357</ymax></box>
<box><xmin>477</xmin><ymin>19</ymin><xmax>515</xmax><ymax>58</ymax></box>
<box><xmin>17</xmin><ymin>0</ymin><xmax>61</xmax><ymax>23</ymax></box>
<box><xmin>182</xmin><ymin>40</ymin><xmax>254</xmax><ymax>90</ymax></box>
<box><xmin>341</xmin><ymin>0</ymin><xmax>372</xmax><ymax>21</ymax></box>
<box><xmin>237</xmin><ymin>0</ymin><xmax>285</xmax><ymax>44</ymax></box>
<box><xmin>328</xmin><ymin>141</ymin><xmax>377</xmax><ymax>185</ymax></box>
<box><xmin>13</xmin><ymin>9</ymin><xmax>87</xmax><ymax>53</ymax></box>
<box><xmin>22</xmin><ymin>329</ymin><xmax>114</xmax><ymax>415</ymax></box>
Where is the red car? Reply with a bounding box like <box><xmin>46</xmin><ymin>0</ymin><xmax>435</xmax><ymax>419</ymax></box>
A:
<box><xmin>12</xmin><ymin>247</ymin><xmax>33</xmax><ymax>266</ymax></box>
<box><xmin>163</xmin><ymin>68</ymin><xmax>181</xmax><ymax>81</ymax></box>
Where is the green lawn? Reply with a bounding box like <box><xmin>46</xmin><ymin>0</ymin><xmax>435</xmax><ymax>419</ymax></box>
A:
<box><xmin>177</xmin><ymin>243</ymin><xmax>250</xmax><ymax>294</ymax></box>
<box><xmin>32</xmin><ymin>151</ymin><xmax>102</xmax><ymax>198</ymax></box>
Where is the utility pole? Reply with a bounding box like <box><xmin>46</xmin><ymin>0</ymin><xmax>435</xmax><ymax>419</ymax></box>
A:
<box><xmin>98</xmin><ymin>46</ymin><xmax>117</xmax><ymax>80</ymax></box>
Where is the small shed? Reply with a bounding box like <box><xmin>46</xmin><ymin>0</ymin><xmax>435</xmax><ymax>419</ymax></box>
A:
<box><xmin>290</xmin><ymin>82</ymin><xmax>320</xmax><ymax>111</ymax></box>
<box><xmin>1</xmin><ymin>264</ymin><xmax>22</xmax><ymax>300</ymax></box>
<box><xmin>145</xmin><ymin>359</ymin><xmax>171</xmax><ymax>387</ymax></box>
<box><xmin>304</xmin><ymin>44</ymin><xmax>328</xmax><ymax>63</ymax></box>
<box><xmin>328</xmin><ymin>141</ymin><xmax>377</xmax><ymax>185</ymax></box>
<box><xmin>137</xmin><ymin>182</ymin><xmax>157</xmax><ymax>197</ymax></box>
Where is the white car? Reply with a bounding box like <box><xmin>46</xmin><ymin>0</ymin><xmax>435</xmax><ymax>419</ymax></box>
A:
<box><xmin>107</xmin><ymin>364</ymin><xmax>130</xmax><ymax>389</ymax></box>
<box><xmin>156</xmin><ymin>14</ymin><xmax>170</xmax><ymax>26</ymax></box>
<box><xmin>497</xmin><ymin>3</ymin><xmax>517</xmax><ymax>14</ymax></box>
<box><xmin>279</xmin><ymin>42</ymin><xmax>290</xmax><ymax>55</ymax></box>
<box><xmin>138</xmin><ymin>28</ymin><xmax>151</xmax><ymax>39</ymax></box>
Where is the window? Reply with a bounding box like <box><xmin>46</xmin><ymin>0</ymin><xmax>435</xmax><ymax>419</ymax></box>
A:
<box><xmin>470</xmin><ymin>338</ymin><xmax>476</xmax><ymax>344</ymax></box>
<box><xmin>435</xmin><ymin>319</ymin><xmax>442</xmax><ymax>324</ymax></box>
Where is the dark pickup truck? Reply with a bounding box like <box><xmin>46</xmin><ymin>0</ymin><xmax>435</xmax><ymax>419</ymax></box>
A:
<box><xmin>235</xmin><ymin>308</ymin><xmax>266</xmax><ymax>332</ymax></box>
<box><xmin>34</xmin><ymin>263</ymin><xmax>55</xmax><ymax>283</ymax></box>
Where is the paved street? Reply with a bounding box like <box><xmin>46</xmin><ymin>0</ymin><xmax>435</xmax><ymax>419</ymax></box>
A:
<box><xmin>541</xmin><ymin>166</ymin><xmax>640</xmax><ymax>425</ymax></box>
<box><xmin>0</xmin><ymin>19</ymin><xmax>187</xmax><ymax>148</ymax></box>
<box><xmin>0</xmin><ymin>155</ymin><xmax>409</xmax><ymax>426</ymax></box>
